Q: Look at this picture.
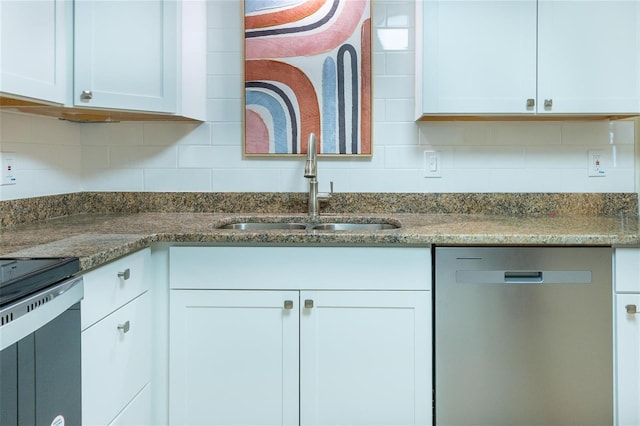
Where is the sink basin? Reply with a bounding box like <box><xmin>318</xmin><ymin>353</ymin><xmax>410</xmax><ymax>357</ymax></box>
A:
<box><xmin>218</xmin><ymin>222</ymin><xmax>307</xmax><ymax>230</ymax></box>
<box><xmin>218</xmin><ymin>220</ymin><xmax>400</xmax><ymax>231</ymax></box>
<box><xmin>310</xmin><ymin>223</ymin><xmax>399</xmax><ymax>231</ymax></box>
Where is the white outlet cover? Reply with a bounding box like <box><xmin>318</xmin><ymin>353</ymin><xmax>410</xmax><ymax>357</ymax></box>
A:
<box><xmin>0</xmin><ymin>152</ymin><xmax>17</xmax><ymax>186</ymax></box>
<box><xmin>587</xmin><ymin>150</ymin><xmax>606</xmax><ymax>177</ymax></box>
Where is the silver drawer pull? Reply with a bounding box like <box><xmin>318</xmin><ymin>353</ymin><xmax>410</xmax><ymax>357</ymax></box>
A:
<box><xmin>284</xmin><ymin>300</ymin><xmax>293</xmax><ymax>310</ymax></box>
<box><xmin>626</xmin><ymin>304</ymin><xmax>638</xmax><ymax>314</ymax></box>
<box><xmin>304</xmin><ymin>299</ymin><xmax>314</xmax><ymax>309</ymax></box>
<box><xmin>80</xmin><ymin>90</ymin><xmax>93</xmax><ymax>101</ymax></box>
<box><xmin>117</xmin><ymin>320</ymin><xmax>130</xmax><ymax>333</ymax></box>
<box><xmin>117</xmin><ymin>269</ymin><xmax>130</xmax><ymax>280</ymax></box>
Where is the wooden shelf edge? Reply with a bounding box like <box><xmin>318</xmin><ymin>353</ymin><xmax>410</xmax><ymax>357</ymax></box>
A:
<box><xmin>416</xmin><ymin>114</ymin><xmax>640</xmax><ymax>122</ymax></box>
<box><xmin>0</xmin><ymin>95</ymin><xmax>201</xmax><ymax>123</ymax></box>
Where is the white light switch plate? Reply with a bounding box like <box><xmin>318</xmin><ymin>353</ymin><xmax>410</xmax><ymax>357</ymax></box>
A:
<box><xmin>424</xmin><ymin>151</ymin><xmax>442</xmax><ymax>178</ymax></box>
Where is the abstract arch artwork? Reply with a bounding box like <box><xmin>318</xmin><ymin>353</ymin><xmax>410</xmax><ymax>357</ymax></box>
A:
<box><xmin>244</xmin><ymin>0</ymin><xmax>372</xmax><ymax>156</ymax></box>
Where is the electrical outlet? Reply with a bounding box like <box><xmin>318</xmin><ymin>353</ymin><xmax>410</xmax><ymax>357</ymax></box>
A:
<box><xmin>0</xmin><ymin>152</ymin><xmax>16</xmax><ymax>185</ymax></box>
<box><xmin>424</xmin><ymin>151</ymin><xmax>442</xmax><ymax>178</ymax></box>
<box><xmin>588</xmin><ymin>150</ymin><xmax>606</xmax><ymax>177</ymax></box>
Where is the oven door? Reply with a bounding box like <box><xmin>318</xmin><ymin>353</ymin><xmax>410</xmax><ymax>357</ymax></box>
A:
<box><xmin>1</xmin><ymin>277</ymin><xmax>83</xmax><ymax>426</ymax></box>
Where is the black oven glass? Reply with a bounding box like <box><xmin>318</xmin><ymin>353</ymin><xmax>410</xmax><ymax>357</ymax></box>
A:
<box><xmin>0</xmin><ymin>257</ymin><xmax>79</xmax><ymax>307</ymax></box>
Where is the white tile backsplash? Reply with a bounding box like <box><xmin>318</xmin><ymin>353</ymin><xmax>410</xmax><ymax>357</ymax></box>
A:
<box><xmin>142</xmin><ymin>122</ymin><xmax>208</xmax><ymax>146</ymax></box>
<box><xmin>0</xmin><ymin>0</ymin><xmax>636</xmax><ymax>200</ymax></box>
<box><xmin>207</xmin><ymin>52</ymin><xmax>242</xmax><ymax>75</ymax></box>
<box><xmin>491</xmin><ymin>122</ymin><xmax>561</xmax><ymax>146</ymax></box>
<box><xmin>83</xmin><ymin>169</ymin><xmax>144</xmax><ymax>192</ymax></box>
<box><xmin>144</xmin><ymin>169</ymin><xmax>212</xmax><ymax>192</ymax></box>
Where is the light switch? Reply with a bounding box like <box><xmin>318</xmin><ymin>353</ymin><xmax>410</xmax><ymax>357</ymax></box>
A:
<box><xmin>424</xmin><ymin>150</ymin><xmax>442</xmax><ymax>178</ymax></box>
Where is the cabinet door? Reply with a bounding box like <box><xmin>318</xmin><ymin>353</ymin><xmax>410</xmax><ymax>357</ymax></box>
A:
<box><xmin>537</xmin><ymin>1</ymin><xmax>640</xmax><ymax>114</ymax></box>
<box><xmin>109</xmin><ymin>384</ymin><xmax>151</xmax><ymax>426</ymax></box>
<box><xmin>300</xmin><ymin>291</ymin><xmax>432</xmax><ymax>426</ymax></box>
<box><xmin>615</xmin><ymin>248</ymin><xmax>640</xmax><ymax>293</ymax></box>
<box><xmin>616</xmin><ymin>294</ymin><xmax>640</xmax><ymax>426</ymax></box>
<box><xmin>169</xmin><ymin>290</ymin><xmax>300</xmax><ymax>426</ymax></box>
<box><xmin>419</xmin><ymin>0</ymin><xmax>537</xmax><ymax>115</ymax></box>
<box><xmin>0</xmin><ymin>0</ymin><xmax>68</xmax><ymax>104</ymax></box>
<box><xmin>74</xmin><ymin>0</ymin><xmax>176</xmax><ymax>112</ymax></box>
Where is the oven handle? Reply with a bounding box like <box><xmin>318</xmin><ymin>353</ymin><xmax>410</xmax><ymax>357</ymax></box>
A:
<box><xmin>0</xmin><ymin>277</ymin><xmax>84</xmax><ymax>351</ymax></box>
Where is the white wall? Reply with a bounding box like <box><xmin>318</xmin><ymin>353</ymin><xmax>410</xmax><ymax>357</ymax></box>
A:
<box><xmin>0</xmin><ymin>112</ymin><xmax>83</xmax><ymax>199</ymax></box>
<box><xmin>0</xmin><ymin>0</ymin><xmax>636</xmax><ymax>201</ymax></box>
<box><xmin>636</xmin><ymin>117</ymin><xmax>640</xmax><ymax>192</ymax></box>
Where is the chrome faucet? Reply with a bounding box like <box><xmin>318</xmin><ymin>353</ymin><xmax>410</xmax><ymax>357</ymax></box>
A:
<box><xmin>304</xmin><ymin>133</ymin><xmax>332</xmax><ymax>217</ymax></box>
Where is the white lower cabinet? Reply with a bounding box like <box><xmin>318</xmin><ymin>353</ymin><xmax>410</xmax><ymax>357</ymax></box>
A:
<box><xmin>614</xmin><ymin>248</ymin><xmax>640</xmax><ymax>426</ymax></box>
<box><xmin>615</xmin><ymin>294</ymin><xmax>640</xmax><ymax>426</ymax></box>
<box><xmin>299</xmin><ymin>290</ymin><xmax>431</xmax><ymax>426</ymax></box>
<box><xmin>169</xmin><ymin>246</ymin><xmax>432</xmax><ymax>426</ymax></box>
<box><xmin>81</xmin><ymin>249</ymin><xmax>151</xmax><ymax>426</ymax></box>
<box><xmin>170</xmin><ymin>290</ymin><xmax>300</xmax><ymax>426</ymax></box>
<box><xmin>109</xmin><ymin>384</ymin><xmax>152</xmax><ymax>426</ymax></box>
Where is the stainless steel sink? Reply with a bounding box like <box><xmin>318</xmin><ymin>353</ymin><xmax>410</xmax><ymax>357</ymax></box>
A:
<box><xmin>218</xmin><ymin>222</ymin><xmax>307</xmax><ymax>230</ymax></box>
<box><xmin>310</xmin><ymin>223</ymin><xmax>398</xmax><ymax>231</ymax></box>
<box><xmin>217</xmin><ymin>220</ymin><xmax>400</xmax><ymax>231</ymax></box>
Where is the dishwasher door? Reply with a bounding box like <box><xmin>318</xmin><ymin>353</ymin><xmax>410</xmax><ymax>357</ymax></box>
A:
<box><xmin>434</xmin><ymin>247</ymin><xmax>613</xmax><ymax>426</ymax></box>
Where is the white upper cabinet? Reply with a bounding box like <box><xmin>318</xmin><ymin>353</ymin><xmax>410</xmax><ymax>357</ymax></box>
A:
<box><xmin>0</xmin><ymin>0</ymin><xmax>69</xmax><ymax>104</ymax></box>
<box><xmin>418</xmin><ymin>0</ymin><xmax>537</xmax><ymax>115</ymax></box>
<box><xmin>537</xmin><ymin>1</ymin><xmax>640</xmax><ymax>115</ymax></box>
<box><xmin>74</xmin><ymin>0</ymin><xmax>176</xmax><ymax>113</ymax></box>
<box><xmin>416</xmin><ymin>0</ymin><xmax>640</xmax><ymax>118</ymax></box>
<box><xmin>74</xmin><ymin>0</ymin><xmax>206</xmax><ymax>119</ymax></box>
<box><xmin>1</xmin><ymin>0</ymin><xmax>205</xmax><ymax>120</ymax></box>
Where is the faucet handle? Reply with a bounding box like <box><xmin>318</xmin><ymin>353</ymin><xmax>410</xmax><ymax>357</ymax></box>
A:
<box><xmin>317</xmin><ymin>181</ymin><xmax>333</xmax><ymax>202</ymax></box>
<box><xmin>304</xmin><ymin>133</ymin><xmax>317</xmax><ymax>178</ymax></box>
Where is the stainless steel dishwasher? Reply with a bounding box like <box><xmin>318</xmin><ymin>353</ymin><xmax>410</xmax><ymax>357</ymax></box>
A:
<box><xmin>434</xmin><ymin>247</ymin><xmax>612</xmax><ymax>426</ymax></box>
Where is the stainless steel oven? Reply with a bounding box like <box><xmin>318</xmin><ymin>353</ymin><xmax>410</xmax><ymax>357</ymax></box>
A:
<box><xmin>0</xmin><ymin>258</ymin><xmax>84</xmax><ymax>426</ymax></box>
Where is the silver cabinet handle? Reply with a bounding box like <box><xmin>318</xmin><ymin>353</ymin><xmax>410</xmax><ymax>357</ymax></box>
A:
<box><xmin>304</xmin><ymin>299</ymin><xmax>314</xmax><ymax>309</ymax></box>
<box><xmin>80</xmin><ymin>90</ymin><xmax>93</xmax><ymax>101</ymax></box>
<box><xmin>117</xmin><ymin>269</ymin><xmax>130</xmax><ymax>280</ymax></box>
<box><xmin>284</xmin><ymin>300</ymin><xmax>293</xmax><ymax>310</ymax></box>
<box><xmin>526</xmin><ymin>98</ymin><xmax>535</xmax><ymax>108</ymax></box>
<box><xmin>544</xmin><ymin>99</ymin><xmax>553</xmax><ymax>109</ymax></box>
<box><xmin>117</xmin><ymin>320</ymin><xmax>130</xmax><ymax>333</ymax></box>
<box><xmin>626</xmin><ymin>304</ymin><xmax>638</xmax><ymax>314</ymax></box>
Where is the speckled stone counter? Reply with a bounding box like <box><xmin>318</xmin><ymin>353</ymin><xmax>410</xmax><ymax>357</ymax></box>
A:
<box><xmin>1</xmin><ymin>211</ymin><xmax>639</xmax><ymax>271</ymax></box>
<box><xmin>2</xmin><ymin>192</ymin><xmax>638</xmax><ymax>227</ymax></box>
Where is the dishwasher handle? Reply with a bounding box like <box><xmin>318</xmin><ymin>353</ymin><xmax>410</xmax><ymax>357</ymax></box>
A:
<box><xmin>504</xmin><ymin>271</ymin><xmax>543</xmax><ymax>283</ymax></box>
<box><xmin>456</xmin><ymin>270</ymin><xmax>592</xmax><ymax>284</ymax></box>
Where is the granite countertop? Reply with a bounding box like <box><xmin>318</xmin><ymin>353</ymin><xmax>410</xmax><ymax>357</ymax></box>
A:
<box><xmin>1</xmin><ymin>211</ymin><xmax>639</xmax><ymax>271</ymax></box>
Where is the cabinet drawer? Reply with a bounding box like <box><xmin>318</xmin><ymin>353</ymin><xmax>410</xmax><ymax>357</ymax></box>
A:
<box><xmin>108</xmin><ymin>384</ymin><xmax>151</xmax><ymax>426</ymax></box>
<box><xmin>615</xmin><ymin>248</ymin><xmax>640</xmax><ymax>293</ymax></box>
<box><xmin>82</xmin><ymin>292</ymin><xmax>151</xmax><ymax>426</ymax></box>
<box><xmin>169</xmin><ymin>246</ymin><xmax>431</xmax><ymax>291</ymax></box>
<box><xmin>81</xmin><ymin>248</ymin><xmax>150</xmax><ymax>330</ymax></box>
